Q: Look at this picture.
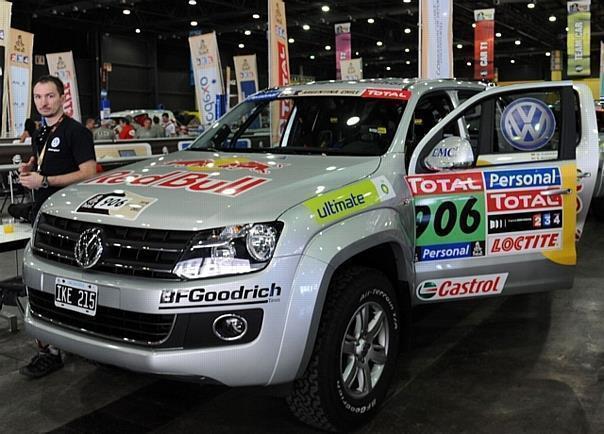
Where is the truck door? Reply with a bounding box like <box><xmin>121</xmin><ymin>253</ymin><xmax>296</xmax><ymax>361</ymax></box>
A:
<box><xmin>405</xmin><ymin>82</ymin><xmax>596</xmax><ymax>303</ymax></box>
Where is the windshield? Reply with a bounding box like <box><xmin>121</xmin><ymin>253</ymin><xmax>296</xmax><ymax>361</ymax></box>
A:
<box><xmin>188</xmin><ymin>96</ymin><xmax>406</xmax><ymax>156</ymax></box>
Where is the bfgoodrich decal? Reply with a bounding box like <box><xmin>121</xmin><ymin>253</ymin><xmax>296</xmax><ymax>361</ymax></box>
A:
<box><xmin>416</xmin><ymin>273</ymin><xmax>508</xmax><ymax>301</ymax></box>
<box><xmin>158</xmin><ymin>283</ymin><xmax>281</xmax><ymax>309</ymax></box>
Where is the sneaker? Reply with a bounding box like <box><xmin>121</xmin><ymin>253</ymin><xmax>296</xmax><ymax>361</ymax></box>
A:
<box><xmin>19</xmin><ymin>352</ymin><xmax>63</xmax><ymax>378</ymax></box>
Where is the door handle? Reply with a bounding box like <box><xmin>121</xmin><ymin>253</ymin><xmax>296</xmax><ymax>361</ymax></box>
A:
<box><xmin>540</xmin><ymin>188</ymin><xmax>572</xmax><ymax>196</ymax></box>
<box><xmin>577</xmin><ymin>171</ymin><xmax>591</xmax><ymax>179</ymax></box>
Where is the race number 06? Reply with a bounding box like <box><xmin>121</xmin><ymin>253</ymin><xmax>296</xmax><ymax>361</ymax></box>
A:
<box><xmin>416</xmin><ymin>197</ymin><xmax>480</xmax><ymax>238</ymax></box>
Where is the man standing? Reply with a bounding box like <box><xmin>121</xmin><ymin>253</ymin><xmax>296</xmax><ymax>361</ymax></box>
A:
<box><xmin>161</xmin><ymin>112</ymin><xmax>176</xmax><ymax>137</ymax></box>
<box><xmin>18</xmin><ymin>75</ymin><xmax>97</xmax><ymax>377</ymax></box>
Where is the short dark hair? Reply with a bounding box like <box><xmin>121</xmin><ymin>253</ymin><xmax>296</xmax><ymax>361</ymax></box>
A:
<box><xmin>153</xmin><ymin>116</ymin><xmax>160</xmax><ymax>124</ymax></box>
<box><xmin>33</xmin><ymin>75</ymin><xmax>65</xmax><ymax>95</ymax></box>
<box><xmin>162</xmin><ymin>112</ymin><xmax>169</xmax><ymax>118</ymax></box>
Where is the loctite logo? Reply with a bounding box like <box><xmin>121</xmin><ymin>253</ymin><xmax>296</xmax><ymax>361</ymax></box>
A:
<box><xmin>416</xmin><ymin>273</ymin><xmax>507</xmax><ymax>301</ymax></box>
<box><xmin>487</xmin><ymin>189</ymin><xmax>562</xmax><ymax>212</ymax></box>
<box><xmin>84</xmin><ymin>170</ymin><xmax>268</xmax><ymax>196</ymax></box>
<box><xmin>487</xmin><ymin>231</ymin><xmax>561</xmax><ymax>255</ymax></box>
<box><xmin>406</xmin><ymin>172</ymin><xmax>484</xmax><ymax>196</ymax></box>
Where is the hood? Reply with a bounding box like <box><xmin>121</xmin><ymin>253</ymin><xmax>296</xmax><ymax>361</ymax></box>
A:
<box><xmin>43</xmin><ymin>150</ymin><xmax>381</xmax><ymax>230</ymax></box>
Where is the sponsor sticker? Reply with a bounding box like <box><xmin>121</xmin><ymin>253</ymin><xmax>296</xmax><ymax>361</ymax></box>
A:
<box><xmin>160</xmin><ymin>158</ymin><xmax>287</xmax><ymax>174</ymax></box>
<box><xmin>416</xmin><ymin>273</ymin><xmax>508</xmax><ymax>301</ymax></box>
<box><xmin>416</xmin><ymin>240</ymin><xmax>485</xmax><ymax>262</ymax></box>
<box><xmin>486</xmin><ymin>189</ymin><xmax>562</xmax><ymax>212</ymax></box>
<box><xmin>246</xmin><ymin>89</ymin><xmax>282</xmax><ymax>102</ymax></box>
<box><xmin>296</xmin><ymin>89</ymin><xmax>364</xmax><ymax>97</ymax></box>
<box><xmin>304</xmin><ymin>177</ymin><xmax>394</xmax><ymax>224</ymax></box>
<box><xmin>361</xmin><ymin>88</ymin><xmax>412</xmax><ymax>100</ymax></box>
<box><xmin>487</xmin><ymin>210</ymin><xmax>562</xmax><ymax>234</ymax></box>
<box><xmin>487</xmin><ymin>230</ymin><xmax>561</xmax><ymax>255</ymax></box>
<box><xmin>500</xmin><ymin>98</ymin><xmax>556</xmax><ymax>151</ymax></box>
<box><xmin>76</xmin><ymin>191</ymin><xmax>157</xmax><ymax>220</ymax></box>
<box><xmin>407</xmin><ymin>171</ymin><xmax>484</xmax><ymax>196</ymax></box>
<box><xmin>484</xmin><ymin>167</ymin><xmax>560</xmax><ymax>190</ymax></box>
<box><xmin>159</xmin><ymin>283</ymin><xmax>282</xmax><ymax>308</ymax></box>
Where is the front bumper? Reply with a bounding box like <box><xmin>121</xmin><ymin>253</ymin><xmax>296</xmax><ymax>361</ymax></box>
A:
<box><xmin>23</xmin><ymin>244</ymin><xmax>302</xmax><ymax>386</ymax></box>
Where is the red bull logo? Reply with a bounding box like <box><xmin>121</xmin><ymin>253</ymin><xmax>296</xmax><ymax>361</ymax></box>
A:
<box><xmin>161</xmin><ymin>158</ymin><xmax>287</xmax><ymax>174</ymax></box>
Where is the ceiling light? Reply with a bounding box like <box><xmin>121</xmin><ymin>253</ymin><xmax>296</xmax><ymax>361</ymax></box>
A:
<box><xmin>355</xmin><ymin>51</ymin><xmax>359</xmax><ymax>56</ymax></box>
<box><xmin>135</xmin><ymin>28</ymin><xmax>141</xmax><ymax>33</ymax></box>
<box><xmin>122</xmin><ymin>8</ymin><xmax>131</xmax><ymax>15</ymax></box>
<box><xmin>404</xmin><ymin>27</ymin><xmax>411</xmax><ymax>34</ymax></box>
<box><xmin>252</xmin><ymin>13</ymin><xmax>260</xmax><ymax>19</ymax></box>
<box><xmin>310</xmin><ymin>55</ymin><xmax>316</xmax><ymax>60</ymax></box>
<box><xmin>456</xmin><ymin>43</ymin><xmax>463</xmax><ymax>49</ymax></box>
<box><xmin>549</xmin><ymin>15</ymin><xmax>556</xmax><ymax>22</ymax></box>
<box><xmin>404</xmin><ymin>0</ymin><xmax>411</xmax><ymax>3</ymax></box>
<box><xmin>386</xmin><ymin>66</ymin><xmax>391</xmax><ymax>71</ymax></box>
<box><xmin>527</xmin><ymin>2</ymin><xmax>535</xmax><ymax>8</ymax></box>
<box><xmin>466</xmin><ymin>61</ymin><xmax>472</xmax><ymax>66</ymax></box>
<box><xmin>472</xmin><ymin>23</ymin><xmax>476</xmax><ymax>28</ymax></box>
<box><xmin>376</xmin><ymin>41</ymin><xmax>383</xmax><ymax>46</ymax></box>
<box><xmin>190</xmin><ymin>21</ymin><xmax>198</xmax><ymax>26</ymax></box>
<box><xmin>188</xmin><ymin>0</ymin><xmax>197</xmax><ymax>5</ymax></box>
<box><xmin>321</xmin><ymin>5</ymin><xmax>330</xmax><ymax>12</ymax></box>
<box><xmin>545</xmin><ymin>51</ymin><xmax>551</xmax><ymax>56</ymax></box>
<box><xmin>325</xmin><ymin>45</ymin><xmax>331</xmax><ymax>50</ymax></box>
<box><xmin>496</xmin><ymin>32</ymin><xmax>502</xmax><ymax>37</ymax></box>
<box><xmin>515</xmin><ymin>39</ymin><xmax>521</xmax><ymax>45</ymax></box>
<box><xmin>288</xmin><ymin>38</ymin><xmax>294</xmax><ymax>43</ymax></box>
<box><xmin>302</xmin><ymin>24</ymin><xmax>310</xmax><ymax>30</ymax></box>
<box><xmin>565</xmin><ymin>26</ymin><xmax>568</xmax><ymax>31</ymax></box>
<box><xmin>239</xmin><ymin>43</ymin><xmax>245</xmax><ymax>48</ymax></box>
<box><xmin>244</xmin><ymin>30</ymin><xmax>251</xmax><ymax>35</ymax></box>
<box><xmin>405</xmin><ymin>60</ymin><xmax>411</xmax><ymax>65</ymax></box>
<box><xmin>510</xmin><ymin>59</ymin><xmax>516</xmax><ymax>64</ymax></box>
<box><xmin>404</xmin><ymin>48</ymin><xmax>410</xmax><ymax>53</ymax></box>
<box><xmin>367</xmin><ymin>18</ymin><xmax>375</xmax><ymax>24</ymax></box>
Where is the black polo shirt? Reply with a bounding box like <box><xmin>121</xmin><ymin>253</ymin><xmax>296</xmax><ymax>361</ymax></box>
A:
<box><xmin>31</xmin><ymin>116</ymin><xmax>96</xmax><ymax>210</ymax></box>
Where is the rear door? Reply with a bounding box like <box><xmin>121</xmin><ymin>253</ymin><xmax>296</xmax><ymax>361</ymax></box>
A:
<box><xmin>406</xmin><ymin>82</ymin><xmax>588</xmax><ymax>303</ymax></box>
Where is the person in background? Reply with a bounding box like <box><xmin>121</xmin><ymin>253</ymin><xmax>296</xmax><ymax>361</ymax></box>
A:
<box><xmin>136</xmin><ymin>117</ymin><xmax>157</xmax><ymax>139</ymax></box>
<box><xmin>85</xmin><ymin>117</ymin><xmax>96</xmax><ymax>131</ymax></box>
<box><xmin>151</xmin><ymin>115</ymin><xmax>165</xmax><ymax>138</ymax></box>
<box><xmin>19</xmin><ymin>118</ymin><xmax>37</xmax><ymax>143</ymax></box>
<box><xmin>16</xmin><ymin>74</ymin><xmax>97</xmax><ymax>378</ymax></box>
<box><xmin>117</xmin><ymin>118</ymin><xmax>135</xmax><ymax>140</ymax></box>
<box><xmin>162</xmin><ymin>112</ymin><xmax>176</xmax><ymax>137</ymax></box>
<box><xmin>93</xmin><ymin>119</ymin><xmax>116</xmax><ymax>141</ymax></box>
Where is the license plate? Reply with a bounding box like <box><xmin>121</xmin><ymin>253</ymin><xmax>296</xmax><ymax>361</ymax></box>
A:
<box><xmin>54</xmin><ymin>278</ymin><xmax>98</xmax><ymax>316</ymax></box>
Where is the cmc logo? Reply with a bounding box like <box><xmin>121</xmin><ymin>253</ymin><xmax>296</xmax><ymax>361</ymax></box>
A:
<box><xmin>500</xmin><ymin>98</ymin><xmax>556</xmax><ymax>151</ymax></box>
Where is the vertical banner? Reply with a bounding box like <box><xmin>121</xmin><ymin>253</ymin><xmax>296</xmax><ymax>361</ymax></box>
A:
<box><xmin>0</xmin><ymin>1</ymin><xmax>11</xmax><ymax>137</ymax></box>
<box><xmin>600</xmin><ymin>42</ymin><xmax>604</xmax><ymax>104</ymax></box>
<box><xmin>420</xmin><ymin>0</ymin><xmax>453</xmax><ymax>79</ymax></box>
<box><xmin>7</xmin><ymin>28</ymin><xmax>33</xmax><ymax>137</ymax></box>
<box><xmin>268</xmin><ymin>0</ymin><xmax>290</xmax><ymax>145</ymax></box>
<box><xmin>334</xmin><ymin>22</ymin><xmax>351</xmax><ymax>80</ymax></box>
<box><xmin>234</xmin><ymin>54</ymin><xmax>259</xmax><ymax>103</ymax></box>
<box><xmin>567</xmin><ymin>1</ymin><xmax>590</xmax><ymax>76</ymax></box>
<box><xmin>46</xmin><ymin>51</ymin><xmax>82</xmax><ymax>122</ymax></box>
<box><xmin>188</xmin><ymin>31</ymin><xmax>225</xmax><ymax>129</ymax></box>
<box><xmin>473</xmin><ymin>9</ymin><xmax>495</xmax><ymax>81</ymax></box>
<box><xmin>341</xmin><ymin>58</ymin><xmax>363</xmax><ymax>80</ymax></box>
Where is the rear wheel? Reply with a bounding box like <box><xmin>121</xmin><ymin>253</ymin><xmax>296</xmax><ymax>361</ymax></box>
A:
<box><xmin>286</xmin><ymin>267</ymin><xmax>400</xmax><ymax>432</ymax></box>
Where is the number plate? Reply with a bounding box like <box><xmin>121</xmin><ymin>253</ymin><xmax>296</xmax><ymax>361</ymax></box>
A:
<box><xmin>54</xmin><ymin>278</ymin><xmax>98</xmax><ymax>316</ymax></box>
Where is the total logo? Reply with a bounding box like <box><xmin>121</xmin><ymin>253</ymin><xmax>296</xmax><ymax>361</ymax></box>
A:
<box><xmin>406</xmin><ymin>172</ymin><xmax>483</xmax><ymax>196</ymax></box>
<box><xmin>487</xmin><ymin>189</ymin><xmax>562</xmax><ymax>212</ymax></box>
<box><xmin>416</xmin><ymin>273</ymin><xmax>508</xmax><ymax>301</ymax></box>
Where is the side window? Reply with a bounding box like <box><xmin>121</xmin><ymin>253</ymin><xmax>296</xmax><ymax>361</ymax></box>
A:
<box><xmin>405</xmin><ymin>92</ymin><xmax>457</xmax><ymax>168</ymax></box>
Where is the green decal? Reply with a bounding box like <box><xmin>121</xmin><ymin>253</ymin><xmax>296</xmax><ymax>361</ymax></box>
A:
<box><xmin>415</xmin><ymin>193</ymin><xmax>485</xmax><ymax>246</ymax></box>
<box><xmin>305</xmin><ymin>179</ymin><xmax>382</xmax><ymax>224</ymax></box>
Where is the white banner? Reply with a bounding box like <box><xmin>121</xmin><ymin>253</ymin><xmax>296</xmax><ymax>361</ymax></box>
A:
<box><xmin>7</xmin><ymin>28</ymin><xmax>33</xmax><ymax>137</ymax></box>
<box><xmin>341</xmin><ymin>58</ymin><xmax>363</xmax><ymax>80</ymax></box>
<box><xmin>189</xmin><ymin>31</ymin><xmax>225</xmax><ymax>128</ymax></box>
<box><xmin>268</xmin><ymin>0</ymin><xmax>291</xmax><ymax>144</ymax></box>
<box><xmin>420</xmin><ymin>0</ymin><xmax>453</xmax><ymax>79</ymax></box>
<box><xmin>0</xmin><ymin>1</ymin><xmax>12</xmax><ymax>137</ymax></box>
<box><xmin>46</xmin><ymin>51</ymin><xmax>82</xmax><ymax>121</ymax></box>
<box><xmin>234</xmin><ymin>54</ymin><xmax>259</xmax><ymax>103</ymax></box>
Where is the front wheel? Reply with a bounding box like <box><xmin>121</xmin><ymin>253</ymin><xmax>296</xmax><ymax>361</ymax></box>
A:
<box><xmin>286</xmin><ymin>267</ymin><xmax>401</xmax><ymax>432</ymax></box>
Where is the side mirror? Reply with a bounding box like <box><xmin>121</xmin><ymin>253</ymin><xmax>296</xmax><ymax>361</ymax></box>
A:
<box><xmin>423</xmin><ymin>136</ymin><xmax>474</xmax><ymax>171</ymax></box>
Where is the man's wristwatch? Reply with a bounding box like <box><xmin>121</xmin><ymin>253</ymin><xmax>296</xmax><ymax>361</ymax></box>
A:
<box><xmin>41</xmin><ymin>175</ymin><xmax>49</xmax><ymax>188</ymax></box>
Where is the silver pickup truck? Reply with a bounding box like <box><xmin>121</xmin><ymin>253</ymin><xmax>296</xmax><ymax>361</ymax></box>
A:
<box><xmin>23</xmin><ymin>79</ymin><xmax>601</xmax><ymax>431</ymax></box>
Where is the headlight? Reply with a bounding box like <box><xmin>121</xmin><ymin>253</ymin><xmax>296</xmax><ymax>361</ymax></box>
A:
<box><xmin>173</xmin><ymin>222</ymin><xmax>283</xmax><ymax>280</ymax></box>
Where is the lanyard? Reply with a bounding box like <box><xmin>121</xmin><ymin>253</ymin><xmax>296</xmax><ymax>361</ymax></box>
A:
<box><xmin>36</xmin><ymin>116</ymin><xmax>64</xmax><ymax>173</ymax></box>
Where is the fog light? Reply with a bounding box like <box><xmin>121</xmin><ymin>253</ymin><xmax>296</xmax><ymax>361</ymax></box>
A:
<box><xmin>212</xmin><ymin>314</ymin><xmax>248</xmax><ymax>341</ymax></box>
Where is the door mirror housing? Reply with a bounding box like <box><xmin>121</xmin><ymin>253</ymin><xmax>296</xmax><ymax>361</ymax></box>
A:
<box><xmin>423</xmin><ymin>136</ymin><xmax>475</xmax><ymax>171</ymax></box>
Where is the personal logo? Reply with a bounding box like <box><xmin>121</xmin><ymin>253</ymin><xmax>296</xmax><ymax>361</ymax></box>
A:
<box><xmin>74</xmin><ymin>227</ymin><xmax>104</xmax><ymax>269</ymax></box>
<box><xmin>51</xmin><ymin>137</ymin><xmax>61</xmax><ymax>148</ymax></box>
<box><xmin>500</xmin><ymin>98</ymin><xmax>556</xmax><ymax>151</ymax></box>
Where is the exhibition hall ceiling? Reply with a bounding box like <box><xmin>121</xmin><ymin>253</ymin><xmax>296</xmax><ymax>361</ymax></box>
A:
<box><xmin>11</xmin><ymin>0</ymin><xmax>604</xmax><ymax>77</ymax></box>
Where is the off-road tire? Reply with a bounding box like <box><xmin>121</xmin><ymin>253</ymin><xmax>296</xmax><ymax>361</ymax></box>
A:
<box><xmin>286</xmin><ymin>266</ymin><xmax>400</xmax><ymax>432</ymax></box>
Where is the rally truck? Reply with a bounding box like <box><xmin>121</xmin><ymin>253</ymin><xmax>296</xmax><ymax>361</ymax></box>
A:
<box><xmin>23</xmin><ymin>79</ymin><xmax>600</xmax><ymax>431</ymax></box>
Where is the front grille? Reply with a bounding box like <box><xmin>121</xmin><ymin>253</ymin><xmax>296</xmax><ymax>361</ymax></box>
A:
<box><xmin>32</xmin><ymin>213</ymin><xmax>196</xmax><ymax>279</ymax></box>
<box><xmin>28</xmin><ymin>289</ymin><xmax>176</xmax><ymax>346</ymax></box>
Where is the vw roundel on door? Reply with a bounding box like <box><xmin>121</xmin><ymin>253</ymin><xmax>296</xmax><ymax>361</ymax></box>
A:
<box><xmin>22</xmin><ymin>78</ymin><xmax>601</xmax><ymax>432</ymax></box>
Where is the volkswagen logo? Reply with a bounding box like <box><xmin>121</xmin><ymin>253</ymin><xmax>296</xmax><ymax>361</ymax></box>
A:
<box><xmin>500</xmin><ymin>97</ymin><xmax>556</xmax><ymax>151</ymax></box>
<box><xmin>74</xmin><ymin>227</ymin><xmax>104</xmax><ymax>269</ymax></box>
